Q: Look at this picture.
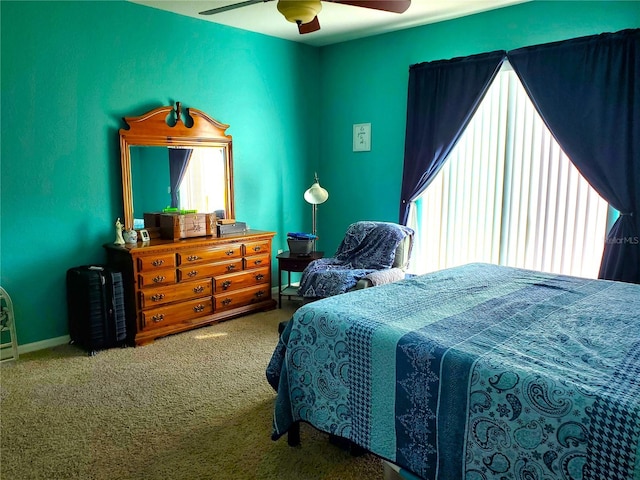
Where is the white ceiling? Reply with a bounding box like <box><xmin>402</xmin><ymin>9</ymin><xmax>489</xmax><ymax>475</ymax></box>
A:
<box><xmin>130</xmin><ymin>0</ymin><xmax>529</xmax><ymax>47</ymax></box>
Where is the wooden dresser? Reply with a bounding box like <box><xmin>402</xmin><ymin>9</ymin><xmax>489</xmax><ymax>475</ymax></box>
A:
<box><xmin>104</xmin><ymin>230</ymin><xmax>276</xmax><ymax>346</ymax></box>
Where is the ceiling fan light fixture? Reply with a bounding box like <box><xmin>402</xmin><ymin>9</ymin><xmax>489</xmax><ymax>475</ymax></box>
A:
<box><xmin>277</xmin><ymin>0</ymin><xmax>322</xmax><ymax>25</ymax></box>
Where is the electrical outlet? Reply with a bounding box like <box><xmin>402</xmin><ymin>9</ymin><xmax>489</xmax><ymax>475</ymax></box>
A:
<box><xmin>277</xmin><ymin>249</ymin><xmax>283</xmax><ymax>254</ymax></box>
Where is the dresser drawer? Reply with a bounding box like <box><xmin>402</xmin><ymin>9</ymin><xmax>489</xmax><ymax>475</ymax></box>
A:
<box><xmin>243</xmin><ymin>240</ymin><xmax>271</xmax><ymax>256</ymax></box>
<box><xmin>139</xmin><ymin>280</ymin><xmax>212</xmax><ymax>308</ymax></box>
<box><xmin>105</xmin><ymin>230</ymin><xmax>276</xmax><ymax>346</ymax></box>
<box><xmin>243</xmin><ymin>253</ymin><xmax>270</xmax><ymax>270</ymax></box>
<box><xmin>214</xmin><ymin>267</ymin><xmax>270</xmax><ymax>293</ymax></box>
<box><xmin>177</xmin><ymin>259</ymin><xmax>243</xmax><ymax>281</ymax></box>
<box><xmin>141</xmin><ymin>297</ymin><xmax>213</xmax><ymax>331</ymax></box>
<box><xmin>214</xmin><ymin>285</ymin><xmax>270</xmax><ymax>312</ymax></box>
<box><xmin>177</xmin><ymin>245</ymin><xmax>242</xmax><ymax>266</ymax></box>
<box><xmin>137</xmin><ymin>253</ymin><xmax>176</xmax><ymax>271</ymax></box>
<box><xmin>138</xmin><ymin>268</ymin><xmax>177</xmax><ymax>288</ymax></box>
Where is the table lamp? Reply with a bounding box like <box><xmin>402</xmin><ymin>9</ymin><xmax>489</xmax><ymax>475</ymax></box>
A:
<box><xmin>303</xmin><ymin>173</ymin><xmax>329</xmax><ymax>250</ymax></box>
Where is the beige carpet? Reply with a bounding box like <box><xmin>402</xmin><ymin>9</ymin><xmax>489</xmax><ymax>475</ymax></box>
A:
<box><xmin>0</xmin><ymin>303</ymin><xmax>383</xmax><ymax>479</ymax></box>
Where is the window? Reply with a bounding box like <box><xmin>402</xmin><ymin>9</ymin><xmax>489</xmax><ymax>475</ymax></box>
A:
<box><xmin>408</xmin><ymin>63</ymin><xmax>610</xmax><ymax>278</ymax></box>
<box><xmin>178</xmin><ymin>147</ymin><xmax>227</xmax><ymax>213</ymax></box>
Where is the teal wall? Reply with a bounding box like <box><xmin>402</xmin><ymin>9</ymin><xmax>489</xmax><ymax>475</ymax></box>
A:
<box><xmin>1</xmin><ymin>0</ymin><xmax>638</xmax><ymax>347</ymax></box>
<box><xmin>1</xmin><ymin>1</ymin><xmax>319</xmax><ymax>345</ymax></box>
<box><xmin>131</xmin><ymin>147</ymin><xmax>171</xmax><ymax>215</ymax></box>
<box><xmin>316</xmin><ymin>1</ymin><xmax>640</xmax><ymax>251</ymax></box>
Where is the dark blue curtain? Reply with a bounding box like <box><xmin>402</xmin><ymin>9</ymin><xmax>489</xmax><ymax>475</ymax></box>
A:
<box><xmin>508</xmin><ymin>29</ymin><xmax>639</xmax><ymax>284</ymax></box>
<box><xmin>399</xmin><ymin>51</ymin><xmax>506</xmax><ymax>225</ymax></box>
<box><xmin>168</xmin><ymin>148</ymin><xmax>193</xmax><ymax>208</ymax></box>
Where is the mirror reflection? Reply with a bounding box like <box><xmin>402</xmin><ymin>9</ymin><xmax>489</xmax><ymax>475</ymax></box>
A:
<box><xmin>130</xmin><ymin>146</ymin><xmax>229</xmax><ymax>228</ymax></box>
<box><xmin>119</xmin><ymin>103</ymin><xmax>234</xmax><ymax>231</ymax></box>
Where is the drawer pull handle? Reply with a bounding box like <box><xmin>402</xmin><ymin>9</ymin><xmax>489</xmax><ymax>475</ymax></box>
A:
<box><xmin>193</xmin><ymin>304</ymin><xmax>205</xmax><ymax>313</ymax></box>
<box><xmin>193</xmin><ymin>285</ymin><xmax>204</xmax><ymax>293</ymax></box>
<box><xmin>152</xmin><ymin>259</ymin><xmax>164</xmax><ymax>267</ymax></box>
<box><xmin>254</xmin><ymin>259</ymin><xmax>263</xmax><ymax>265</ymax></box>
<box><xmin>222</xmin><ymin>298</ymin><xmax>232</xmax><ymax>306</ymax></box>
<box><xmin>153</xmin><ymin>275</ymin><xmax>165</xmax><ymax>283</ymax></box>
<box><xmin>255</xmin><ymin>274</ymin><xmax>264</xmax><ymax>281</ymax></box>
<box><xmin>226</xmin><ymin>264</ymin><xmax>236</xmax><ymax>271</ymax></box>
<box><xmin>187</xmin><ymin>255</ymin><xmax>201</xmax><ymax>262</ymax></box>
<box><xmin>225</xmin><ymin>250</ymin><xmax>235</xmax><ymax>256</ymax></box>
<box><xmin>187</xmin><ymin>270</ymin><xmax>198</xmax><ymax>277</ymax></box>
<box><xmin>222</xmin><ymin>280</ymin><xmax>232</xmax><ymax>290</ymax></box>
<box><xmin>151</xmin><ymin>293</ymin><xmax>165</xmax><ymax>302</ymax></box>
<box><xmin>256</xmin><ymin>290</ymin><xmax>265</xmax><ymax>298</ymax></box>
<box><xmin>253</xmin><ymin>246</ymin><xmax>261</xmax><ymax>252</ymax></box>
<box><xmin>152</xmin><ymin>313</ymin><xmax>165</xmax><ymax>323</ymax></box>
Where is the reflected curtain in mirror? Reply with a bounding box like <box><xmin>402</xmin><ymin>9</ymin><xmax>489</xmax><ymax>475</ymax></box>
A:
<box><xmin>169</xmin><ymin>148</ymin><xmax>193</xmax><ymax>208</ymax></box>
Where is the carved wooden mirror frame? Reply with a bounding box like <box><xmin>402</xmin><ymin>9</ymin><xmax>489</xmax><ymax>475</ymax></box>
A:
<box><xmin>119</xmin><ymin>102</ymin><xmax>235</xmax><ymax>230</ymax></box>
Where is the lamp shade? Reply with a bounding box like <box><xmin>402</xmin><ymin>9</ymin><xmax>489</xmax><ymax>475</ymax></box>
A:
<box><xmin>277</xmin><ymin>0</ymin><xmax>322</xmax><ymax>25</ymax></box>
<box><xmin>304</xmin><ymin>182</ymin><xmax>329</xmax><ymax>205</ymax></box>
<box><xmin>303</xmin><ymin>174</ymin><xmax>328</xmax><ymax>242</ymax></box>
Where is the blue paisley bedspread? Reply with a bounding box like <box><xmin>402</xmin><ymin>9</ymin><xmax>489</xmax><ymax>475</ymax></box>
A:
<box><xmin>266</xmin><ymin>263</ymin><xmax>640</xmax><ymax>480</ymax></box>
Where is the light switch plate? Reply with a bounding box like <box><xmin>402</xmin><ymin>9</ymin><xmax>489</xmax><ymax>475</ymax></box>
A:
<box><xmin>353</xmin><ymin>123</ymin><xmax>371</xmax><ymax>152</ymax></box>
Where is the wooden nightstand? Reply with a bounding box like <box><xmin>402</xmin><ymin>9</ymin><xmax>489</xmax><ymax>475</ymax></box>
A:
<box><xmin>276</xmin><ymin>251</ymin><xmax>324</xmax><ymax>307</ymax></box>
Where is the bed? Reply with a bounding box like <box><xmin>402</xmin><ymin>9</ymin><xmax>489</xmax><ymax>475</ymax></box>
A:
<box><xmin>266</xmin><ymin>263</ymin><xmax>640</xmax><ymax>480</ymax></box>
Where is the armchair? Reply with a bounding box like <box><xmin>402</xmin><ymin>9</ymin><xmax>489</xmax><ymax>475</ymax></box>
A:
<box><xmin>297</xmin><ymin>221</ymin><xmax>414</xmax><ymax>300</ymax></box>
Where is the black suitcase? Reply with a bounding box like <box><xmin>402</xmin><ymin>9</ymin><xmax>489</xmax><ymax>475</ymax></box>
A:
<box><xmin>66</xmin><ymin>265</ymin><xmax>127</xmax><ymax>355</ymax></box>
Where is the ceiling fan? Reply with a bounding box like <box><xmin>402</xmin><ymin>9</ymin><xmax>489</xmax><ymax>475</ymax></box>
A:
<box><xmin>199</xmin><ymin>0</ymin><xmax>411</xmax><ymax>35</ymax></box>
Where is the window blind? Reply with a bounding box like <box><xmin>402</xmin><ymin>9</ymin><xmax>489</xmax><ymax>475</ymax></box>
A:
<box><xmin>409</xmin><ymin>65</ymin><xmax>610</xmax><ymax>278</ymax></box>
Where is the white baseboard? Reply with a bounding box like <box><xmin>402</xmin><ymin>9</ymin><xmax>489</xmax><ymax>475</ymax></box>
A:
<box><xmin>19</xmin><ymin>335</ymin><xmax>70</xmax><ymax>355</ymax></box>
<box><xmin>17</xmin><ymin>288</ymin><xmax>288</xmax><ymax>355</ymax></box>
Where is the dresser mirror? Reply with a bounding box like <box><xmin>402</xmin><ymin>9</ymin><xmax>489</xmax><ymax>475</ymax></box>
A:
<box><xmin>119</xmin><ymin>102</ymin><xmax>234</xmax><ymax>231</ymax></box>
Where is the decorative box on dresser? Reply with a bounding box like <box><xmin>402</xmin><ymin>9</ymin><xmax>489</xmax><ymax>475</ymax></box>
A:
<box><xmin>104</xmin><ymin>230</ymin><xmax>276</xmax><ymax>346</ymax></box>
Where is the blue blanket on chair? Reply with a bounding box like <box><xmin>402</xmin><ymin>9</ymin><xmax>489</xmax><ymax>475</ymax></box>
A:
<box><xmin>297</xmin><ymin>221</ymin><xmax>413</xmax><ymax>298</ymax></box>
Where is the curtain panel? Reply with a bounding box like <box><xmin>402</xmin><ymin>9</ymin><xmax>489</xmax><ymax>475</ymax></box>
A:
<box><xmin>401</xmin><ymin>29</ymin><xmax>639</xmax><ymax>284</ymax></box>
<box><xmin>168</xmin><ymin>148</ymin><xmax>193</xmax><ymax>208</ymax></box>
<box><xmin>506</xmin><ymin>29</ymin><xmax>639</xmax><ymax>284</ymax></box>
<box><xmin>399</xmin><ymin>51</ymin><xmax>506</xmax><ymax>225</ymax></box>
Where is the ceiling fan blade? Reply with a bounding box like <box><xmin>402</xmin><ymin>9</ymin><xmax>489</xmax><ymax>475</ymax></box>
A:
<box><xmin>298</xmin><ymin>16</ymin><xmax>321</xmax><ymax>34</ymax></box>
<box><xmin>199</xmin><ymin>0</ymin><xmax>272</xmax><ymax>16</ymax></box>
<box><xmin>327</xmin><ymin>0</ymin><xmax>410</xmax><ymax>14</ymax></box>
